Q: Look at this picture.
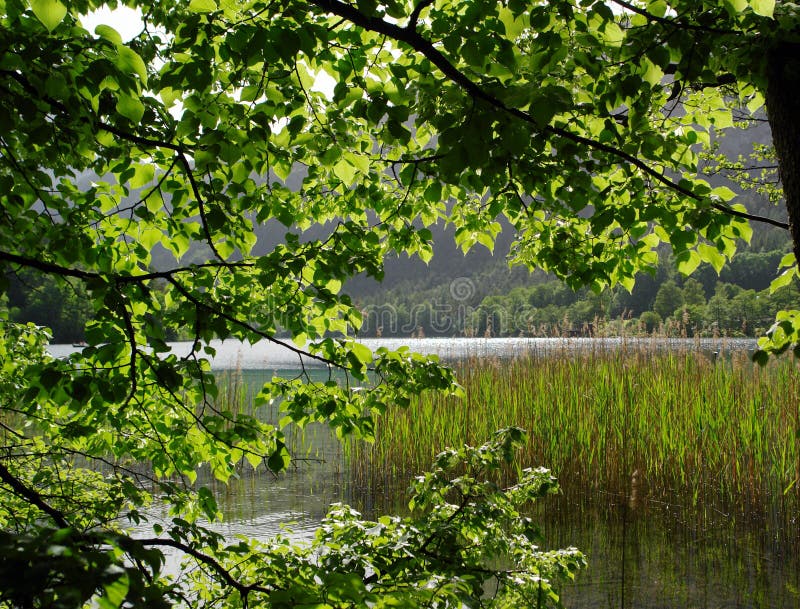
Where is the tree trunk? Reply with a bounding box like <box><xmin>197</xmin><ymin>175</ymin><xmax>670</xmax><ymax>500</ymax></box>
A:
<box><xmin>765</xmin><ymin>41</ymin><xmax>800</xmax><ymax>263</ymax></box>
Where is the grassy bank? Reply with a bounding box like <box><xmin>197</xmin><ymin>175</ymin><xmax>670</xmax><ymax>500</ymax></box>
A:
<box><xmin>348</xmin><ymin>345</ymin><xmax>800</xmax><ymax>514</ymax></box>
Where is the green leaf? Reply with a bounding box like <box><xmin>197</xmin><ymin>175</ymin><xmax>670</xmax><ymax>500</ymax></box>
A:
<box><xmin>675</xmin><ymin>249</ymin><xmax>701</xmax><ymax>275</ymax></box>
<box><xmin>115</xmin><ymin>45</ymin><xmax>149</xmax><ymax>87</ymax></box>
<box><xmin>424</xmin><ymin>182</ymin><xmax>442</xmax><ymax>203</ymax></box>
<box><xmin>477</xmin><ymin>231</ymin><xmax>495</xmax><ymax>252</ymax></box>
<box><xmin>747</xmin><ymin>92</ymin><xmax>765</xmax><ymax>113</ymax></box>
<box><xmin>130</xmin><ymin>164</ymin><xmax>155</xmax><ymax>189</ymax></box>
<box><xmin>529</xmin><ymin>103</ymin><xmax>557</xmax><ymax>127</ymax></box>
<box><xmin>709</xmin><ymin>109</ymin><xmax>734</xmax><ymax>128</ymax></box>
<box><xmin>197</xmin><ymin>486</ymin><xmax>218</xmax><ymax>521</ymax></box>
<box><xmin>697</xmin><ymin>243</ymin><xmax>726</xmax><ymax>273</ymax></box>
<box><xmin>725</xmin><ymin>0</ymin><xmax>748</xmax><ymax>12</ymax></box>
<box><xmin>711</xmin><ymin>186</ymin><xmax>737</xmax><ymax>201</ymax></box>
<box><xmin>646</xmin><ymin>0</ymin><xmax>668</xmax><ymax>17</ymax></box>
<box><xmin>779</xmin><ymin>253</ymin><xmax>796</xmax><ymax>269</ymax></box>
<box><xmin>116</xmin><ymin>93</ymin><xmax>145</xmax><ymax>123</ymax></box>
<box><xmin>498</xmin><ymin>6</ymin><xmax>527</xmax><ymax>38</ymax></box>
<box><xmin>770</xmin><ymin>266</ymin><xmax>797</xmax><ymax>293</ymax></box>
<box><xmin>529</xmin><ymin>85</ymin><xmax>572</xmax><ymax>126</ymax></box>
<box><xmin>333</xmin><ymin>159</ymin><xmax>356</xmax><ymax>186</ymax></box>
<box><xmin>98</xmin><ymin>574</ymin><xmax>129</xmax><ymax>609</ymax></box>
<box><xmin>267</xmin><ymin>443</ymin><xmax>290</xmax><ymax>472</ymax></box>
<box><xmin>159</xmin><ymin>87</ymin><xmax>180</xmax><ymax>107</ymax></box>
<box><xmin>751</xmin><ymin>349</ymin><xmax>769</xmax><ymax>366</ymax></box>
<box><xmin>350</xmin><ymin>342</ymin><xmax>373</xmax><ymax>365</ymax></box>
<box><xmin>188</xmin><ymin>0</ymin><xmax>218</xmax><ymax>13</ymax></box>
<box><xmin>601</xmin><ymin>21</ymin><xmax>624</xmax><ymax>47</ymax></box>
<box><xmin>750</xmin><ymin>0</ymin><xmax>775</xmax><ymax>17</ymax></box>
<box><xmin>325</xmin><ymin>572</ymin><xmax>367</xmax><ymax>603</ymax></box>
<box><xmin>95</xmin><ymin>24</ymin><xmax>123</xmax><ymax>45</ymax></box>
<box><xmin>30</xmin><ymin>0</ymin><xmax>67</xmax><ymax>32</ymax></box>
<box><xmin>140</xmin><ymin>227</ymin><xmax>162</xmax><ymax>250</ymax></box>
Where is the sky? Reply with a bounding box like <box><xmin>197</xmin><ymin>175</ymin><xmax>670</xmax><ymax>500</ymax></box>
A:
<box><xmin>80</xmin><ymin>5</ymin><xmax>144</xmax><ymax>42</ymax></box>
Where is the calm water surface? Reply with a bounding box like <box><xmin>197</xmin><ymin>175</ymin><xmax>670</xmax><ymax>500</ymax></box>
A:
<box><xmin>52</xmin><ymin>338</ymin><xmax>799</xmax><ymax>608</ymax></box>
<box><xmin>50</xmin><ymin>336</ymin><xmax>758</xmax><ymax>368</ymax></box>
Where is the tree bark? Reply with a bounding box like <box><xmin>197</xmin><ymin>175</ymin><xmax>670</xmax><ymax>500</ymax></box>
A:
<box><xmin>765</xmin><ymin>41</ymin><xmax>800</xmax><ymax>262</ymax></box>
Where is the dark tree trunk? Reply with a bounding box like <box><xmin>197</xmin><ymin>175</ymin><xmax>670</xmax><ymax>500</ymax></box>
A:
<box><xmin>765</xmin><ymin>41</ymin><xmax>800</xmax><ymax>262</ymax></box>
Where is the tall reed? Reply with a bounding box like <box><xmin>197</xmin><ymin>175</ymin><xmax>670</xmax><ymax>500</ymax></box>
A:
<box><xmin>212</xmin><ymin>370</ymin><xmax>334</xmax><ymax>465</ymax></box>
<box><xmin>349</xmin><ymin>344</ymin><xmax>800</xmax><ymax>516</ymax></box>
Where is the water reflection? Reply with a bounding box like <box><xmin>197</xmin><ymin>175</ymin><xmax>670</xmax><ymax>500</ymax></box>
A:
<box><xmin>209</xmin><ymin>461</ymin><xmax>349</xmax><ymax>543</ymax></box>
<box><xmin>165</xmin><ymin>460</ymin><xmax>800</xmax><ymax>608</ymax></box>
<box><xmin>352</xmin><ymin>479</ymin><xmax>800</xmax><ymax>609</ymax></box>
<box><xmin>547</xmin><ymin>490</ymin><xmax>800</xmax><ymax>609</ymax></box>
<box><xmin>224</xmin><ymin>336</ymin><xmax>751</xmax><ymax>370</ymax></box>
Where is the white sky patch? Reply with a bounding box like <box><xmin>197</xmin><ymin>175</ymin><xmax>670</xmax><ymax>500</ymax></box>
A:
<box><xmin>311</xmin><ymin>71</ymin><xmax>337</xmax><ymax>98</ymax></box>
<box><xmin>80</xmin><ymin>5</ymin><xmax>144</xmax><ymax>42</ymax></box>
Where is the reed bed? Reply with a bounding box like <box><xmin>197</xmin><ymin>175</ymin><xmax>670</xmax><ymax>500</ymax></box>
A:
<box><xmin>212</xmin><ymin>370</ymin><xmax>334</xmax><ymax>466</ymax></box>
<box><xmin>348</xmin><ymin>345</ymin><xmax>800</xmax><ymax>515</ymax></box>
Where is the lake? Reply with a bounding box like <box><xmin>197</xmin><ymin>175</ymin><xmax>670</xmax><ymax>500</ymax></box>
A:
<box><xmin>50</xmin><ymin>337</ymin><xmax>800</xmax><ymax>608</ymax></box>
<box><xmin>49</xmin><ymin>335</ymin><xmax>759</xmax><ymax>369</ymax></box>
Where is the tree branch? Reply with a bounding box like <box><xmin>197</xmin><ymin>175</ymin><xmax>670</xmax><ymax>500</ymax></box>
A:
<box><xmin>610</xmin><ymin>0</ymin><xmax>739</xmax><ymax>35</ymax></box>
<box><xmin>709</xmin><ymin>202</ymin><xmax>787</xmax><ymax>228</ymax></box>
<box><xmin>175</xmin><ymin>151</ymin><xmax>227</xmax><ymax>262</ymax></box>
<box><xmin>407</xmin><ymin>0</ymin><xmax>435</xmax><ymax>31</ymax></box>
<box><xmin>96</xmin><ymin>121</ymin><xmax>190</xmax><ymax>154</ymax></box>
<box><xmin>136</xmin><ymin>536</ymin><xmax>274</xmax><ymax>597</ymax></box>
<box><xmin>0</xmin><ymin>251</ymin><xmax>101</xmax><ymax>281</ymax></box>
<box><xmin>0</xmin><ymin>461</ymin><xmax>70</xmax><ymax>528</ymax></box>
<box><xmin>112</xmin><ymin>287</ymin><xmax>139</xmax><ymax>413</ymax></box>
<box><xmin>1</xmin><ymin>69</ymin><xmax>190</xmax><ymax>155</ymax></box>
<box><xmin>377</xmin><ymin>153</ymin><xmax>446</xmax><ymax>166</ymax></box>
<box><xmin>0</xmin><ymin>250</ymin><xmax>253</xmax><ymax>284</ymax></box>
<box><xmin>165</xmin><ymin>275</ymin><xmax>346</xmax><ymax>368</ymax></box>
<box><xmin>0</xmin><ymin>251</ymin><xmax>352</xmax><ymax>371</ymax></box>
<box><xmin>306</xmin><ymin>0</ymin><xmax>788</xmax><ymax>232</ymax></box>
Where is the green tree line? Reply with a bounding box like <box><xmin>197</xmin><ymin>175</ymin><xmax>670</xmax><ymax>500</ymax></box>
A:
<box><xmin>357</xmin><ymin>246</ymin><xmax>794</xmax><ymax>338</ymax></box>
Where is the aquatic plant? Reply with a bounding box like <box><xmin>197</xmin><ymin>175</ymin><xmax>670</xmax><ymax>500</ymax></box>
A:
<box><xmin>350</xmin><ymin>343</ymin><xmax>800</xmax><ymax>516</ymax></box>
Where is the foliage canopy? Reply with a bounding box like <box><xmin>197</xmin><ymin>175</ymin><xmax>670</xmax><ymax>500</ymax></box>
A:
<box><xmin>1</xmin><ymin>0</ymin><xmax>800</xmax><ymax>606</ymax></box>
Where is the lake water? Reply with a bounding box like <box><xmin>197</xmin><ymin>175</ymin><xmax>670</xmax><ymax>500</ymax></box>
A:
<box><xmin>50</xmin><ymin>337</ymin><xmax>800</xmax><ymax>607</ymax></box>
<box><xmin>49</xmin><ymin>335</ymin><xmax>759</xmax><ymax>369</ymax></box>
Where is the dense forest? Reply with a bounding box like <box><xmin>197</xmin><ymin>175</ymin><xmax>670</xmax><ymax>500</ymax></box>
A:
<box><xmin>354</xmin><ymin>246</ymin><xmax>796</xmax><ymax>339</ymax></box>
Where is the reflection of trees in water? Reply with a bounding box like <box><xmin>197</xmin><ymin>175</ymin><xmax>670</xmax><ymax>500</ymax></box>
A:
<box><xmin>543</xmin><ymin>487</ymin><xmax>800</xmax><ymax>609</ymax></box>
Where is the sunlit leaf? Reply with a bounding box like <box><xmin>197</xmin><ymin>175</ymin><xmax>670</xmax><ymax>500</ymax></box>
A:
<box><xmin>189</xmin><ymin>0</ymin><xmax>218</xmax><ymax>13</ymax></box>
<box><xmin>350</xmin><ymin>342</ymin><xmax>372</xmax><ymax>365</ymax></box>
<box><xmin>333</xmin><ymin>159</ymin><xmax>356</xmax><ymax>186</ymax></box>
<box><xmin>30</xmin><ymin>0</ymin><xmax>67</xmax><ymax>31</ymax></box>
<box><xmin>98</xmin><ymin>574</ymin><xmax>130</xmax><ymax>609</ymax></box>
<box><xmin>750</xmin><ymin>0</ymin><xmax>775</xmax><ymax>17</ymax></box>
<box><xmin>675</xmin><ymin>249</ymin><xmax>702</xmax><ymax>275</ymax></box>
<box><xmin>94</xmin><ymin>24</ymin><xmax>123</xmax><ymax>44</ymax></box>
<box><xmin>770</xmin><ymin>266</ymin><xmax>798</xmax><ymax>293</ymax></box>
<box><xmin>115</xmin><ymin>45</ymin><xmax>149</xmax><ymax>87</ymax></box>
<box><xmin>116</xmin><ymin>93</ymin><xmax>144</xmax><ymax>122</ymax></box>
